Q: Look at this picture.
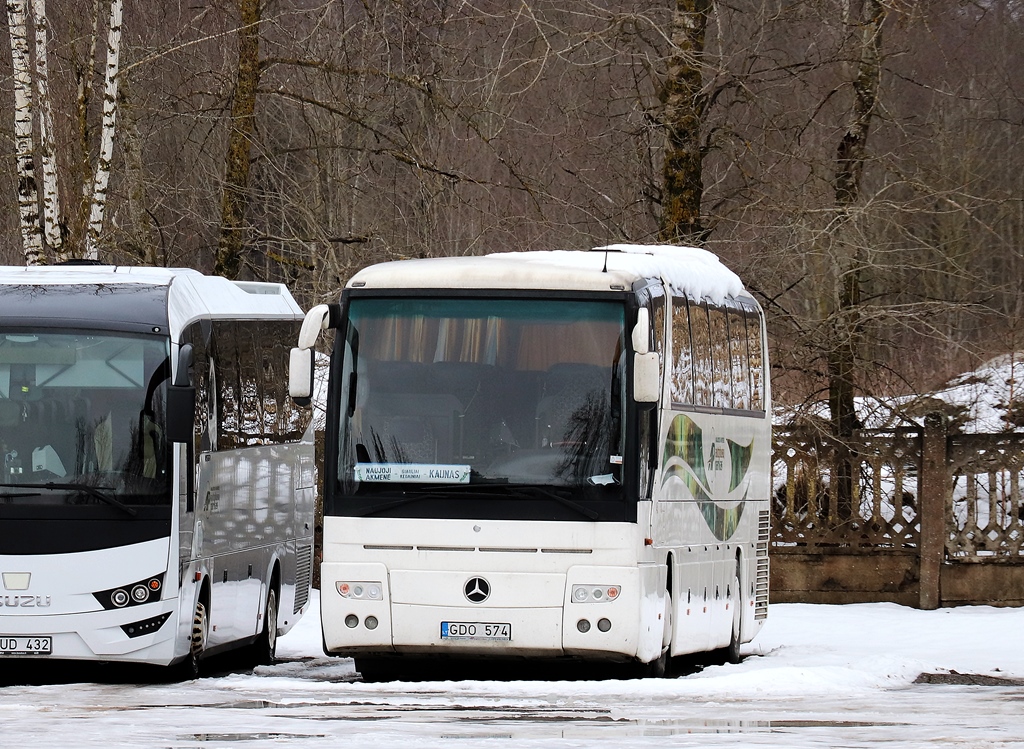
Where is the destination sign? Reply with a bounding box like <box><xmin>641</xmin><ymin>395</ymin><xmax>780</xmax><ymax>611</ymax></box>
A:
<box><xmin>354</xmin><ymin>463</ymin><xmax>472</xmax><ymax>484</ymax></box>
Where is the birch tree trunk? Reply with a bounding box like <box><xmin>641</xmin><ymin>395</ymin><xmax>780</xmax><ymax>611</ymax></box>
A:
<box><xmin>32</xmin><ymin>0</ymin><xmax>63</xmax><ymax>259</ymax></box>
<box><xmin>76</xmin><ymin>0</ymin><xmax>101</xmax><ymax>242</ymax></box>
<box><xmin>216</xmin><ymin>0</ymin><xmax>261</xmax><ymax>280</ymax></box>
<box><xmin>7</xmin><ymin>0</ymin><xmax>43</xmax><ymax>265</ymax></box>
<box><xmin>658</xmin><ymin>0</ymin><xmax>711</xmax><ymax>245</ymax></box>
<box><xmin>84</xmin><ymin>0</ymin><xmax>123</xmax><ymax>261</ymax></box>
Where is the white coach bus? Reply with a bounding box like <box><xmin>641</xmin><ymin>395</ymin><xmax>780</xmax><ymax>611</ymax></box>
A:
<box><xmin>291</xmin><ymin>245</ymin><xmax>770</xmax><ymax>679</ymax></box>
<box><xmin>0</xmin><ymin>265</ymin><xmax>315</xmax><ymax>677</ymax></box>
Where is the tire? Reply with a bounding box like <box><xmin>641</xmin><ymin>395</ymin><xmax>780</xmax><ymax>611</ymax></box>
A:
<box><xmin>252</xmin><ymin>588</ymin><xmax>279</xmax><ymax>666</ymax></box>
<box><xmin>637</xmin><ymin>590</ymin><xmax>672</xmax><ymax>679</ymax></box>
<box><xmin>643</xmin><ymin>645</ymin><xmax>669</xmax><ymax>678</ymax></box>
<box><xmin>173</xmin><ymin>600</ymin><xmax>207</xmax><ymax>680</ymax></box>
<box><xmin>725</xmin><ymin>574</ymin><xmax>742</xmax><ymax>664</ymax></box>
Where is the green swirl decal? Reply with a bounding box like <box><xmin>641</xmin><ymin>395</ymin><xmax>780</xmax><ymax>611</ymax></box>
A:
<box><xmin>661</xmin><ymin>413</ymin><xmax>752</xmax><ymax>541</ymax></box>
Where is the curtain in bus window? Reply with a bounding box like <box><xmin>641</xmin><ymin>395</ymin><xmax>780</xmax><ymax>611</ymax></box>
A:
<box><xmin>689</xmin><ymin>300</ymin><xmax>713</xmax><ymax>406</ymax></box>
<box><xmin>670</xmin><ymin>297</ymin><xmax>693</xmax><ymax>405</ymax></box>
<box><xmin>744</xmin><ymin>304</ymin><xmax>765</xmax><ymax>410</ymax></box>
<box><xmin>439</xmin><ymin>317</ymin><xmax>502</xmax><ymax>364</ymax></box>
<box><xmin>370</xmin><ymin>315</ymin><xmax>506</xmax><ymax>365</ymax></box>
<box><xmin>728</xmin><ymin>307</ymin><xmax>751</xmax><ymax>410</ymax></box>
<box><xmin>373</xmin><ymin>315</ymin><xmax>433</xmax><ymax>362</ymax></box>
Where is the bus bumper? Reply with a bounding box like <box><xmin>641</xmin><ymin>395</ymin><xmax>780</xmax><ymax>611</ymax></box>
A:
<box><xmin>321</xmin><ymin>562</ymin><xmax>650</xmax><ymax>661</ymax></box>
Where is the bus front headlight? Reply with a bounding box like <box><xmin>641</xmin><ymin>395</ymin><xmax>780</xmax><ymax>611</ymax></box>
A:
<box><xmin>337</xmin><ymin>581</ymin><xmax>383</xmax><ymax>600</ymax></box>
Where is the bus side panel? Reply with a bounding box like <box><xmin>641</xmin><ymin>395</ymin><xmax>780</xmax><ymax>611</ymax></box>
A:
<box><xmin>653</xmin><ymin>405</ymin><xmax>771</xmax><ymax>656</ymax></box>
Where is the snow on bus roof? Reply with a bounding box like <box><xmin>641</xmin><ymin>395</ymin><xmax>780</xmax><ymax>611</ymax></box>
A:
<box><xmin>0</xmin><ymin>265</ymin><xmax>303</xmax><ymax>318</ymax></box>
<box><xmin>350</xmin><ymin>245</ymin><xmax>749</xmax><ymax>304</ymax></box>
<box><xmin>491</xmin><ymin>244</ymin><xmax>746</xmax><ymax>303</ymax></box>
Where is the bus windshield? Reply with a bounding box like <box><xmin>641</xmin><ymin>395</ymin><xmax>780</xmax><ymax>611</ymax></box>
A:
<box><xmin>334</xmin><ymin>297</ymin><xmax>626</xmax><ymax>516</ymax></box>
<box><xmin>0</xmin><ymin>329</ymin><xmax>171</xmax><ymax>505</ymax></box>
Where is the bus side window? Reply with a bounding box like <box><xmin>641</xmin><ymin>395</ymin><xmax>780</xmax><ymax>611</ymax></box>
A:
<box><xmin>650</xmin><ymin>288</ymin><xmax>666</xmax><ymax>389</ymax></box>
<box><xmin>728</xmin><ymin>307</ymin><xmax>751</xmax><ymax>410</ymax></box>
<box><xmin>670</xmin><ymin>296</ymin><xmax>693</xmax><ymax>405</ymax></box>
<box><xmin>707</xmin><ymin>306</ymin><xmax>731</xmax><ymax>409</ymax></box>
<box><xmin>183</xmin><ymin>322</ymin><xmax>214</xmax><ymax>454</ymax></box>
<box><xmin>744</xmin><ymin>305</ymin><xmax>765</xmax><ymax>411</ymax></box>
<box><xmin>689</xmin><ymin>300</ymin><xmax>713</xmax><ymax>407</ymax></box>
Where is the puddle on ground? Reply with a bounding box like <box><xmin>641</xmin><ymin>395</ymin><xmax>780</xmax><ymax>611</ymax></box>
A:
<box><xmin>188</xmin><ymin>734</ymin><xmax>324</xmax><ymax>743</ymax></box>
<box><xmin>915</xmin><ymin>671</ymin><xmax>1024</xmax><ymax>686</ymax></box>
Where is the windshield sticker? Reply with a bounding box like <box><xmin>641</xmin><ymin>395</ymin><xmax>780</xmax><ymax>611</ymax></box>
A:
<box><xmin>354</xmin><ymin>463</ymin><xmax>471</xmax><ymax>484</ymax></box>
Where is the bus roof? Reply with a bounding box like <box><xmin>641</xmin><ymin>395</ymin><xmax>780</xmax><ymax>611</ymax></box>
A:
<box><xmin>347</xmin><ymin>244</ymin><xmax>748</xmax><ymax>304</ymax></box>
<box><xmin>0</xmin><ymin>265</ymin><xmax>303</xmax><ymax>319</ymax></box>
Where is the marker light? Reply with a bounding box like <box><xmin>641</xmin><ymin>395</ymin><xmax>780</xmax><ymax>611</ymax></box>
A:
<box><xmin>337</xmin><ymin>581</ymin><xmax>383</xmax><ymax>600</ymax></box>
<box><xmin>570</xmin><ymin>584</ymin><xmax>621</xmax><ymax>603</ymax></box>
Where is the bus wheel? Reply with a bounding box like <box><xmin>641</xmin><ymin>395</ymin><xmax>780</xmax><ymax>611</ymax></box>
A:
<box><xmin>726</xmin><ymin>574</ymin><xmax>742</xmax><ymax>664</ymax></box>
<box><xmin>638</xmin><ymin>591</ymin><xmax>671</xmax><ymax>678</ymax></box>
<box><xmin>252</xmin><ymin>588</ymin><xmax>279</xmax><ymax>666</ymax></box>
<box><xmin>174</xmin><ymin>601</ymin><xmax>207</xmax><ymax>680</ymax></box>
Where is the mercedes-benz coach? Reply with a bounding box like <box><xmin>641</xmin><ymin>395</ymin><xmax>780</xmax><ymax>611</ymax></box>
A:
<box><xmin>291</xmin><ymin>245</ymin><xmax>769</xmax><ymax>680</ymax></box>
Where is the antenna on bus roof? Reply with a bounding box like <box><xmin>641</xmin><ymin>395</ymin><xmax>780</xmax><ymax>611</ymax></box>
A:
<box><xmin>602</xmin><ymin>250</ymin><xmax>609</xmax><ymax>273</ymax></box>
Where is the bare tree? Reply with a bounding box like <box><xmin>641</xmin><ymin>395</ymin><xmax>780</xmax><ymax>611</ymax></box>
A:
<box><xmin>826</xmin><ymin>0</ymin><xmax>885</xmax><ymax>439</ymax></box>
<box><xmin>6</xmin><ymin>0</ymin><xmax>43</xmax><ymax>264</ymax></box>
<box><xmin>659</xmin><ymin>0</ymin><xmax>712</xmax><ymax>243</ymax></box>
<box><xmin>216</xmin><ymin>0</ymin><xmax>261</xmax><ymax>280</ymax></box>
<box><xmin>31</xmin><ymin>0</ymin><xmax>63</xmax><ymax>259</ymax></box>
<box><xmin>83</xmin><ymin>0</ymin><xmax>123</xmax><ymax>260</ymax></box>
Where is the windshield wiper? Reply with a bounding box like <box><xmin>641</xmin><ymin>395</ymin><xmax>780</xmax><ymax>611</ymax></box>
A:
<box><xmin>505</xmin><ymin>485</ymin><xmax>600</xmax><ymax>521</ymax></box>
<box><xmin>0</xmin><ymin>482</ymin><xmax>136</xmax><ymax>517</ymax></box>
<box><xmin>351</xmin><ymin>482</ymin><xmax>601</xmax><ymax>521</ymax></box>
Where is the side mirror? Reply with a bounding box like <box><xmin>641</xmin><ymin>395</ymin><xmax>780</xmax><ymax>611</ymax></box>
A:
<box><xmin>166</xmin><ymin>343</ymin><xmax>196</xmax><ymax>443</ymax></box>
<box><xmin>290</xmin><ymin>304</ymin><xmax>331</xmax><ymax>405</ymax></box>
<box><xmin>289</xmin><ymin>347</ymin><xmax>314</xmax><ymax>406</ymax></box>
<box><xmin>632</xmin><ymin>308</ymin><xmax>650</xmax><ymax>355</ymax></box>
<box><xmin>634</xmin><ymin>352</ymin><xmax>661</xmax><ymax>404</ymax></box>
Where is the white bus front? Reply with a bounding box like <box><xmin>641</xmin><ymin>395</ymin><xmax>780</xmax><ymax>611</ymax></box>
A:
<box><xmin>0</xmin><ymin>328</ymin><xmax>180</xmax><ymax>666</ymax></box>
<box><xmin>317</xmin><ymin>295</ymin><xmax>669</xmax><ymax>677</ymax></box>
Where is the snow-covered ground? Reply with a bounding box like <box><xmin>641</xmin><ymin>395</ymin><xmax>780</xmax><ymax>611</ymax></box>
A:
<box><xmin>274</xmin><ymin>592</ymin><xmax>1024</xmax><ymax>688</ymax></box>
<box><xmin>6</xmin><ymin>592</ymin><xmax>1024</xmax><ymax>748</ymax></box>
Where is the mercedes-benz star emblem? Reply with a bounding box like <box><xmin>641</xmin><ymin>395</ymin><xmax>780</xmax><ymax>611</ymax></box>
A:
<box><xmin>464</xmin><ymin>577</ymin><xmax>490</xmax><ymax>603</ymax></box>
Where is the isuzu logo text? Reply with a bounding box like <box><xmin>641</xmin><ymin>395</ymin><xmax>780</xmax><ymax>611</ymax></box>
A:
<box><xmin>1</xmin><ymin>595</ymin><xmax>51</xmax><ymax>608</ymax></box>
